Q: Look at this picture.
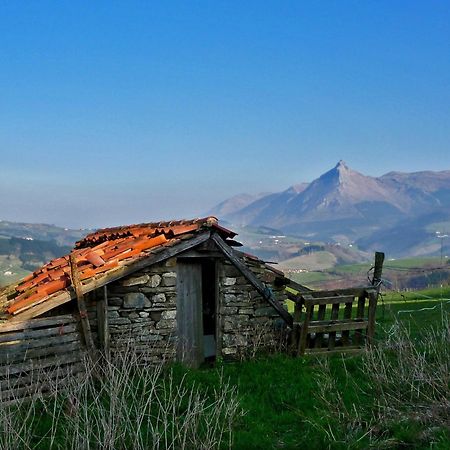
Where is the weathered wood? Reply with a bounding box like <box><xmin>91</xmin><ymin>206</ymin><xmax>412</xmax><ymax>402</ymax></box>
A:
<box><xmin>0</xmin><ymin>365</ymin><xmax>85</xmax><ymax>402</ymax></box>
<box><xmin>211</xmin><ymin>233</ymin><xmax>293</xmax><ymax>327</ymax></box>
<box><xmin>0</xmin><ymin>315</ymin><xmax>76</xmax><ymax>333</ymax></box>
<box><xmin>304</xmin><ymin>295</ymin><xmax>356</xmax><ymax>306</ymax></box>
<box><xmin>10</xmin><ymin>291</ymin><xmax>72</xmax><ymax>321</ymax></box>
<box><xmin>0</xmin><ymin>333</ymin><xmax>80</xmax><ymax>355</ymax></box>
<box><xmin>12</xmin><ymin>232</ymin><xmax>211</xmax><ymax>321</ymax></box>
<box><xmin>69</xmin><ymin>253</ymin><xmax>95</xmax><ymax>352</ymax></box>
<box><xmin>0</xmin><ymin>341</ymin><xmax>82</xmax><ymax>364</ymax></box>
<box><xmin>178</xmin><ymin>249</ymin><xmax>223</xmax><ymax>258</ymax></box>
<box><xmin>328</xmin><ymin>303</ymin><xmax>340</xmax><ymax>349</ymax></box>
<box><xmin>97</xmin><ymin>286</ymin><xmax>109</xmax><ymax>355</ymax></box>
<box><xmin>372</xmin><ymin>252</ymin><xmax>385</xmax><ymax>286</ymax></box>
<box><xmin>366</xmin><ymin>290</ymin><xmax>378</xmax><ymax>344</ymax></box>
<box><xmin>298</xmin><ymin>296</ymin><xmax>314</xmax><ymax>356</ymax></box>
<box><xmin>307</xmin><ymin>319</ymin><xmax>368</xmax><ymax>333</ymax></box>
<box><xmin>341</xmin><ymin>302</ymin><xmax>353</xmax><ymax>346</ymax></box>
<box><xmin>307</xmin><ymin>287</ymin><xmax>375</xmax><ymax>298</ymax></box>
<box><xmin>177</xmin><ymin>261</ymin><xmax>204</xmax><ymax>368</ymax></box>
<box><xmin>0</xmin><ymin>323</ymin><xmax>78</xmax><ymax>344</ymax></box>
<box><xmin>304</xmin><ymin>346</ymin><xmax>363</xmax><ymax>355</ymax></box>
<box><xmin>0</xmin><ymin>361</ymin><xmax>85</xmax><ymax>391</ymax></box>
<box><xmin>354</xmin><ymin>295</ymin><xmax>366</xmax><ymax>345</ymax></box>
<box><xmin>291</xmin><ymin>302</ymin><xmax>302</xmax><ymax>352</ymax></box>
<box><xmin>214</xmin><ymin>260</ymin><xmax>222</xmax><ymax>358</ymax></box>
<box><xmin>315</xmin><ymin>304</ymin><xmax>326</xmax><ymax>348</ymax></box>
<box><xmin>0</xmin><ymin>351</ymin><xmax>84</xmax><ymax>377</ymax></box>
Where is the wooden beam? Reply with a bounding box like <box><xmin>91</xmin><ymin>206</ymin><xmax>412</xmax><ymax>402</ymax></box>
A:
<box><xmin>211</xmin><ymin>233</ymin><xmax>293</xmax><ymax>327</ymax></box>
<box><xmin>69</xmin><ymin>253</ymin><xmax>95</xmax><ymax>352</ymax></box>
<box><xmin>97</xmin><ymin>286</ymin><xmax>109</xmax><ymax>357</ymax></box>
<box><xmin>286</xmin><ymin>279</ymin><xmax>313</xmax><ymax>293</ymax></box>
<box><xmin>366</xmin><ymin>290</ymin><xmax>378</xmax><ymax>345</ymax></box>
<box><xmin>372</xmin><ymin>251</ymin><xmax>385</xmax><ymax>287</ymax></box>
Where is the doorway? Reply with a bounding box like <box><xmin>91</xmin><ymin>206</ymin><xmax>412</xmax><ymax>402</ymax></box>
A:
<box><xmin>176</xmin><ymin>258</ymin><xmax>217</xmax><ymax>367</ymax></box>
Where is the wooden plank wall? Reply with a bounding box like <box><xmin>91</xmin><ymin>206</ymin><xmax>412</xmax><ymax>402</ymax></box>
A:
<box><xmin>0</xmin><ymin>314</ymin><xmax>86</xmax><ymax>404</ymax></box>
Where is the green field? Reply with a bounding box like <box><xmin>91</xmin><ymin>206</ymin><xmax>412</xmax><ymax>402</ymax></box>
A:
<box><xmin>285</xmin><ymin>255</ymin><xmax>450</xmax><ymax>291</ymax></box>
<box><xmin>3</xmin><ymin>287</ymin><xmax>449</xmax><ymax>449</ymax></box>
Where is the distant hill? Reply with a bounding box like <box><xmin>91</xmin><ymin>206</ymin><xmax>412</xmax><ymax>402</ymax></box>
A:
<box><xmin>0</xmin><ymin>220</ymin><xmax>87</xmax><ymax>247</ymax></box>
<box><xmin>209</xmin><ymin>161</ymin><xmax>450</xmax><ymax>258</ymax></box>
<box><xmin>206</xmin><ymin>192</ymin><xmax>270</xmax><ymax>217</ymax></box>
<box><xmin>0</xmin><ymin>221</ymin><xmax>87</xmax><ymax>287</ymax></box>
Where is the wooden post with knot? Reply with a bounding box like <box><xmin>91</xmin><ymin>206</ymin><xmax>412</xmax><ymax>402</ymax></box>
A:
<box><xmin>69</xmin><ymin>253</ymin><xmax>95</xmax><ymax>352</ymax></box>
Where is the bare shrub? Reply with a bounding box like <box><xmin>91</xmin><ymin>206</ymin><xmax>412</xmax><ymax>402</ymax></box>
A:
<box><xmin>309</xmin><ymin>316</ymin><xmax>450</xmax><ymax>447</ymax></box>
<box><xmin>0</xmin><ymin>346</ymin><xmax>242</xmax><ymax>450</ymax></box>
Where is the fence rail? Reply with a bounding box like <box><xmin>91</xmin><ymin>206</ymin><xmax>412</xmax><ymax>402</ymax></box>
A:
<box><xmin>291</xmin><ymin>287</ymin><xmax>378</xmax><ymax>355</ymax></box>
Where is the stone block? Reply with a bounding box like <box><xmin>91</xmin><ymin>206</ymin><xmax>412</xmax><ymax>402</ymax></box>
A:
<box><xmin>162</xmin><ymin>272</ymin><xmax>177</xmax><ymax>287</ymax></box>
<box><xmin>108</xmin><ymin>317</ymin><xmax>131</xmax><ymax>325</ymax></box>
<box><xmin>123</xmin><ymin>292</ymin><xmax>151</xmax><ymax>309</ymax></box>
<box><xmin>165</xmin><ymin>258</ymin><xmax>176</xmax><ymax>267</ymax></box>
<box><xmin>156</xmin><ymin>319</ymin><xmax>176</xmax><ymax>329</ymax></box>
<box><xmin>223</xmin><ymin>277</ymin><xmax>236</xmax><ymax>286</ymax></box>
<box><xmin>122</xmin><ymin>274</ymin><xmax>150</xmax><ymax>287</ymax></box>
<box><xmin>222</xmin><ymin>347</ymin><xmax>237</xmax><ymax>355</ymax></box>
<box><xmin>220</xmin><ymin>306</ymin><xmax>237</xmax><ymax>315</ymax></box>
<box><xmin>149</xmin><ymin>274</ymin><xmax>162</xmax><ymax>287</ymax></box>
<box><xmin>255</xmin><ymin>307</ymin><xmax>276</xmax><ymax>317</ymax></box>
<box><xmin>151</xmin><ymin>311</ymin><xmax>163</xmax><ymax>321</ymax></box>
<box><xmin>224</xmin><ymin>294</ymin><xmax>237</xmax><ymax>304</ymax></box>
<box><xmin>161</xmin><ymin>309</ymin><xmax>176</xmax><ymax>320</ymax></box>
<box><xmin>108</xmin><ymin>297</ymin><xmax>123</xmax><ymax>307</ymax></box>
<box><xmin>152</xmin><ymin>293</ymin><xmax>166</xmax><ymax>304</ymax></box>
<box><xmin>140</xmin><ymin>334</ymin><xmax>163</xmax><ymax>342</ymax></box>
<box><xmin>239</xmin><ymin>308</ymin><xmax>254</xmax><ymax>315</ymax></box>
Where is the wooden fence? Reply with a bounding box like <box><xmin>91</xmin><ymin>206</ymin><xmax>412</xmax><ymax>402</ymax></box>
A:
<box><xmin>0</xmin><ymin>314</ymin><xmax>86</xmax><ymax>405</ymax></box>
<box><xmin>291</xmin><ymin>287</ymin><xmax>378</xmax><ymax>355</ymax></box>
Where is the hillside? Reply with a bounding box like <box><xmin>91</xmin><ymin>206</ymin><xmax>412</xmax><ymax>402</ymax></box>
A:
<box><xmin>209</xmin><ymin>161</ymin><xmax>450</xmax><ymax>258</ymax></box>
<box><xmin>0</xmin><ymin>221</ymin><xmax>86</xmax><ymax>287</ymax></box>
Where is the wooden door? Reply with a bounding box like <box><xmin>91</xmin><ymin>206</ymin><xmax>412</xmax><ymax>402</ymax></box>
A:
<box><xmin>176</xmin><ymin>261</ymin><xmax>204</xmax><ymax>368</ymax></box>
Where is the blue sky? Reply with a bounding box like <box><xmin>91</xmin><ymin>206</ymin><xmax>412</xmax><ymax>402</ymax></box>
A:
<box><xmin>1</xmin><ymin>1</ymin><xmax>449</xmax><ymax>228</ymax></box>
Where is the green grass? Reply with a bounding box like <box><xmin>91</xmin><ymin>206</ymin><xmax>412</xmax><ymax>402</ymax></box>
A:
<box><xmin>383</xmin><ymin>256</ymin><xmax>444</xmax><ymax>269</ymax></box>
<box><xmin>280</xmin><ymin>251</ymin><xmax>337</xmax><ymax>271</ymax></box>
<box><xmin>3</xmin><ymin>287</ymin><xmax>450</xmax><ymax>449</ymax></box>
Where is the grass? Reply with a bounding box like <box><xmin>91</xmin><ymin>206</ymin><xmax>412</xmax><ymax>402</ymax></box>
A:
<box><xmin>285</xmin><ymin>256</ymin><xmax>450</xmax><ymax>290</ymax></box>
<box><xmin>280</xmin><ymin>251</ymin><xmax>337</xmax><ymax>271</ymax></box>
<box><xmin>1</xmin><ymin>287</ymin><xmax>449</xmax><ymax>449</ymax></box>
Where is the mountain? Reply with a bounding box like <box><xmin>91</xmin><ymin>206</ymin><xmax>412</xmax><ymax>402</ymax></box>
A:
<box><xmin>207</xmin><ymin>192</ymin><xmax>270</xmax><ymax>217</ymax></box>
<box><xmin>222</xmin><ymin>183</ymin><xmax>308</xmax><ymax>227</ymax></box>
<box><xmin>210</xmin><ymin>161</ymin><xmax>450</xmax><ymax>257</ymax></box>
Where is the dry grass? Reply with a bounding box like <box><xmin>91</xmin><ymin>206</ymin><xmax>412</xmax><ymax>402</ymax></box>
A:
<box><xmin>0</xmin><ymin>348</ymin><xmax>242</xmax><ymax>450</ymax></box>
<box><xmin>310</xmin><ymin>317</ymin><xmax>450</xmax><ymax>448</ymax></box>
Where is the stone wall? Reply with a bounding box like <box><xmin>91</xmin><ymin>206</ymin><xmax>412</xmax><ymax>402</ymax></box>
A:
<box><xmin>84</xmin><ymin>254</ymin><xmax>287</xmax><ymax>363</ymax></box>
<box><xmin>101</xmin><ymin>258</ymin><xmax>178</xmax><ymax>364</ymax></box>
<box><xmin>218</xmin><ymin>259</ymin><xmax>287</xmax><ymax>359</ymax></box>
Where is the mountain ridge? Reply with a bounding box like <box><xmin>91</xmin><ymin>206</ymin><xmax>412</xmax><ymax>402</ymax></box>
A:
<box><xmin>209</xmin><ymin>162</ymin><xmax>450</xmax><ymax>257</ymax></box>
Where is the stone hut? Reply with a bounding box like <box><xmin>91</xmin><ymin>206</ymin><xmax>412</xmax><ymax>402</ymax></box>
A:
<box><xmin>0</xmin><ymin>217</ymin><xmax>291</xmax><ymax>370</ymax></box>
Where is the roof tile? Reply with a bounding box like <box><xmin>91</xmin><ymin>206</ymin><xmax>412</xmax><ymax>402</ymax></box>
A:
<box><xmin>2</xmin><ymin>216</ymin><xmax>243</xmax><ymax>318</ymax></box>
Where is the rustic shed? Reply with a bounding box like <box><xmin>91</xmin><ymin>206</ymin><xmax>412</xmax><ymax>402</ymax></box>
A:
<box><xmin>0</xmin><ymin>217</ymin><xmax>290</xmax><ymax>380</ymax></box>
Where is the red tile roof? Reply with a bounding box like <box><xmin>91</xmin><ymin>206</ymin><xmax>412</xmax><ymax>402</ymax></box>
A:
<box><xmin>1</xmin><ymin>216</ymin><xmax>236</xmax><ymax>318</ymax></box>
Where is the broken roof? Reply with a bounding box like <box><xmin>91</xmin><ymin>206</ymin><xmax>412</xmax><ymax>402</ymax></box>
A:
<box><xmin>0</xmin><ymin>217</ymin><xmax>283</xmax><ymax>322</ymax></box>
<box><xmin>0</xmin><ymin>217</ymin><xmax>237</xmax><ymax>320</ymax></box>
